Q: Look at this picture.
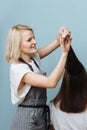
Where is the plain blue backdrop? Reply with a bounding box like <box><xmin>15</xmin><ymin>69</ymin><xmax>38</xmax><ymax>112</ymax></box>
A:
<box><xmin>0</xmin><ymin>0</ymin><xmax>87</xmax><ymax>129</ymax></box>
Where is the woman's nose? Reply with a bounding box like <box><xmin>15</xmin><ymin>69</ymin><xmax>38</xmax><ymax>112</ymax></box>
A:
<box><xmin>33</xmin><ymin>39</ymin><xmax>37</xmax><ymax>44</ymax></box>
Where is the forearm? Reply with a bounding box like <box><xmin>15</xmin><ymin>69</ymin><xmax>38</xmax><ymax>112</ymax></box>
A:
<box><xmin>23</xmin><ymin>52</ymin><xmax>68</xmax><ymax>89</ymax></box>
<box><xmin>38</xmin><ymin>39</ymin><xmax>60</xmax><ymax>59</ymax></box>
<box><xmin>48</xmin><ymin>52</ymin><xmax>68</xmax><ymax>88</ymax></box>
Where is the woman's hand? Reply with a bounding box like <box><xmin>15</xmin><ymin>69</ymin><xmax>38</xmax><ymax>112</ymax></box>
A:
<box><xmin>59</xmin><ymin>26</ymin><xmax>71</xmax><ymax>38</ymax></box>
<box><xmin>57</xmin><ymin>26</ymin><xmax>71</xmax><ymax>43</ymax></box>
<box><xmin>57</xmin><ymin>26</ymin><xmax>72</xmax><ymax>53</ymax></box>
<box><xmin>60</xmin><ymin>36</ymin><xmax>72</xmax><ymax>54</ymax></box>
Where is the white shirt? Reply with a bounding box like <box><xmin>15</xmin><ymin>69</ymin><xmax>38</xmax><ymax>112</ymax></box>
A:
<box><xmin>10</xmin><ymin>53</ymin><xmax>41</xmax><ymax>104</ymax></box>
<box><xmin>50</xmin><ymin>102</ymin><xmax>87</xmax><ymax>130</ymax></box>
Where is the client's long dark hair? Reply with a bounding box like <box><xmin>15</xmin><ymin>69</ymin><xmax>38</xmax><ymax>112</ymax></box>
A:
<box><xmin>53</xmin><ymin>46</ymin><xmax>87</xmax><ymax>113</ymax></box>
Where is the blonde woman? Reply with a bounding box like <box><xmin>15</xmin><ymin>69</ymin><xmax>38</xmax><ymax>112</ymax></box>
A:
<box><xmin>6</xmin><ymin>24</ymin><xmax>71</xmax><ymax>130</ymax></box>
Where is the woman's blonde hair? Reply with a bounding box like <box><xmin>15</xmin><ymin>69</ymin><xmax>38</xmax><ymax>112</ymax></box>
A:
<box><xmin>6</xmin><ymin>24</ymin><xmax>33</xmax><ymax>63</ymax></box>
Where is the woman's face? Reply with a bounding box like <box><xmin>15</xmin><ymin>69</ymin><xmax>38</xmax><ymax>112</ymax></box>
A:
<box><xmin>20</xmin><ymin>30</ymin><xmax>37</xmax><ymax>54</ymax></box>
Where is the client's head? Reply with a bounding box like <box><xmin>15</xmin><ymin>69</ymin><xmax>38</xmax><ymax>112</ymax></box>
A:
<box><xmin>53</xmin><ymin>46</ymin><xmax>87</xmax><ymax>113</ymax></box>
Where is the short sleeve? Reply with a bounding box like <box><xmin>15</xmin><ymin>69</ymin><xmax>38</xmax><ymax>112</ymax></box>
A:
<box><xmin>10</xmin><ymin>63</ymin><xmax>32</xmax><ymax>104</ymax></box>
<box><xmin>49</xmin><ymin>102</ymin><xmax>54</xmax><ymax>125</ymax></box>
<box><xmin>85</xmin><ymin>112</ymin><xmax>87</xmax><ymax>129</ymax></box>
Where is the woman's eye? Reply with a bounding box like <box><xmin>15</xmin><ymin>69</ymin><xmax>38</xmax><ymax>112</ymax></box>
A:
<box><xmin>27</xmin><ymin>37</ymin><xmax>35</xmax><ymax>42</ymax></box>
<box><xmin>27</xmin><ymin>38</ymin><xmax>32</xmax><ymax>41</ymax></box>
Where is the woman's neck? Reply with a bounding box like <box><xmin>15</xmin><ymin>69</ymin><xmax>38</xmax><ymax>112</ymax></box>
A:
<box><xmin>20</xmin><ymin>53</ymin><xmax>31</xmax><ymax>63</ymax></box>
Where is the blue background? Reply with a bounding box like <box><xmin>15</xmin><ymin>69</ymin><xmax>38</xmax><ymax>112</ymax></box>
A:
<box><xmin>0</xmin><ymin>0</ymin><xmax>87</xmax><ymax>129</ymax></box>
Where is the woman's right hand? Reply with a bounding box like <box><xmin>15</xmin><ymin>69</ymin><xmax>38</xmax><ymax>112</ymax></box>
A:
<box><xmin>57</xmin><ymin>26</ymin><xmax>72</xmax><ymax>54</ymax></box>
<box><xmin>60</xmin><ymin>35</ymin><xmax>72</xmax><ymax>54</ymax></box>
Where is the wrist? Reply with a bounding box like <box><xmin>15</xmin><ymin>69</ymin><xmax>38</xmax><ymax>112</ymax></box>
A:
<box><xmin>56</xmin><ymin>39</ymin><xmax>60</xmax><ymax>47</ymax></box>
<box><xmin>62</xmin><ymin>51</ymin><xmax>68</xmax><ymax>57</ymax></box>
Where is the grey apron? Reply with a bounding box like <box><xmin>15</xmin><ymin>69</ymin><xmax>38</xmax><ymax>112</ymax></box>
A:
<box><xmin>10</xmin><ymin>58</ymin><xmax>50</xmax><ymax>130</ymax></box>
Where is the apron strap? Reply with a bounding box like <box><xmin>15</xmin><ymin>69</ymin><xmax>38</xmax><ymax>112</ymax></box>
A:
<box><xmin>19</xmin><ymin>57</ymin><xmax>40</xmax><ymax>71</ymax></box>
<box><xmin>18</xmin><ymin>57</ymin><xmax>34</xmax><ymax>71</ymax></box>
<box><xmin>31</xmin><ymin>58</ymin><xmax>40</xmax><ymax>70</ymax></box>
